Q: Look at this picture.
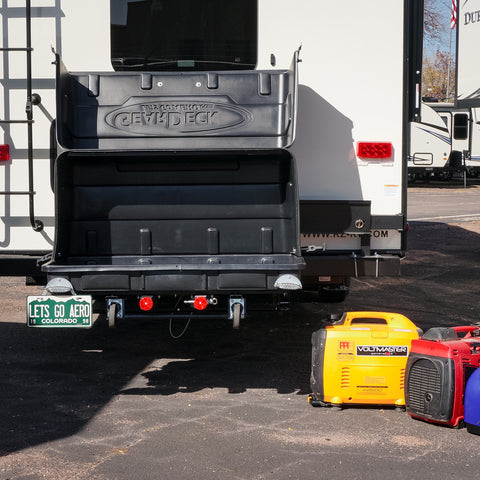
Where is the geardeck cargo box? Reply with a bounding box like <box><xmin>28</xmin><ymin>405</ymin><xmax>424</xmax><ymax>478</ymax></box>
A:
<box><xmin>310</xmin><ymin>311</ymin><xmax>420</xmax><ymax>408</ymax></box>
<box><xmin>405</xmin><ymin>326</ymin><xmax>480</xmax><ymax>427</ymax></box>
<box><xmin>43</xmin><ymin>55</ymin><xmax>304</xmax><ymax>295</ymax></box>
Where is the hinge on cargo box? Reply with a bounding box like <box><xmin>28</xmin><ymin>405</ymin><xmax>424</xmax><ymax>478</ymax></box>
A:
<box><xmin>37</xmin><ymin>252</ymin><xmax>53</xmax><ymax>266</ymax></box>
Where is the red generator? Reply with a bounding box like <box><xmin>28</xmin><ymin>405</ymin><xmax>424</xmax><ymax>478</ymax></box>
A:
<box><xmin>405</xmin><ymin>326</ymin><xmax>480</xmax><ymax>427</ymax></box>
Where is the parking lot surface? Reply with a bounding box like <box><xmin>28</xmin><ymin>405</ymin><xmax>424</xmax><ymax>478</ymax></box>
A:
<box><xmin>1</xmin><ymin>180</ymin><xmax>480</xmax><ymax>480</ymax></box>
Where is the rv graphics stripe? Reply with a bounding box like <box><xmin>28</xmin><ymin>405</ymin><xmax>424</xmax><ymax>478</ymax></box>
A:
<box><xmin>418</xmin><ymin>127</ymin><xmax>451</xmax><ymax>145</ymax></box>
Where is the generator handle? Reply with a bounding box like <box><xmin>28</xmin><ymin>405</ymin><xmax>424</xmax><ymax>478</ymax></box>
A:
<box><xmin>341</xmin><ymin>312</ymin><xmax>390</xmax><ymax>327</ymax></box>
<box><xmin>452</xmin><ymin>326</ymin><xmax>480</xmax><ymax>338</ymax></box>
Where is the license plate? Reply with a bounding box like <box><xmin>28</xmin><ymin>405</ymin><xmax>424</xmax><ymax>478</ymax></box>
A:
<box><xmin>27</xmin><ymin>295</ymin><xmax>92</xmax><ymax>327</ymax></box>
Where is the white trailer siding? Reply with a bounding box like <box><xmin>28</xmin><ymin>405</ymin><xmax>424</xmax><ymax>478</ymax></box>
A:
<box><xmin>258</xmin><ymin>1</ymin><xmax>407</xmax><ymax>253</ymax></box>
<box><xmin>259</xmin><ymin>1</ymin><xmax>405</xmax><ymax>216</ymax></box>
<box><xmin>469</xmin><ymin>108</ymin><xmax>480</xmax><ymax>166</ymax></box>
<box><xmin>1</xmin><ymin>1</ymin><xmax>110</xmax><ymax>254</ymax></box>
<box><xmin>455</xmin><ymin>2</ymin><xmax>480</xmax><ymax>171</ymax></box>
<box><xmin>456</xmin><ymin>0</ymin><xmax>480</xmax><ymax>108</ymax></box>
<box><xmin>1</xmin><ymin>0</ymin><xmax>416</xmax><ymax>278</ymax></box>
<box><xmin>1</xmin><ymin>2</ymin><xmax>55</xmax><ymax>253</ymax></box>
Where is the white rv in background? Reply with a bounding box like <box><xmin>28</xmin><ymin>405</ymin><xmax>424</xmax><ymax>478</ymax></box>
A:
<box><xmin>408</xmin><ymin>102</ymin><xmax>480</xmax><ymax>180</ymax></box>
<box><xmin>430</xmin><ymin>103</ymin><xmax>480</xmax><ymax>176</ymax></box>
<box><xmin>0</xmin><ymin>1</ymin><xmax>423</xmax><ymax>328</ymax></box>
<box><xmin>456</xmin><ymin>0</ymin><xmax>480</xmax><ymax>109</ymax></box>
<box><xmin>452</xmin><ymin>0</ymin><xmax>480</xmax><ymax>177</ymax></box>
<box><xmin>408</xmin><ymin>102</ymin><xmax>453</xmax><ymax>180</ymax></box>
<box><xmin>409</xmin><ymin>0</ymin><xmax>480</xmax><ymax>183</ymax></box>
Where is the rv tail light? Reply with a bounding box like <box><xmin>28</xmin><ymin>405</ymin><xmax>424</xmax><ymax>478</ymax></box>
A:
<box><xmin>193</xmin><ymin>296</ymin><xmax>208</xmax><ymax>311</ymax></box>
<box><xmin>357</xmin><ymin>142</ymin><xmax>392</xmax><ymax>159</ymax></box>
<box><xmin>0</xmin><ymin>144</ymin><xmax>10</xmax><ymax>162</ymax></box>
<box><xmin>139</xmin><ymin>296</ymin><xmax>154</xmax><ymax>311</ymax></box>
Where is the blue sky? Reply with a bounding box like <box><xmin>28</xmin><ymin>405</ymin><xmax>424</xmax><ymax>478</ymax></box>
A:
<box><xmin>424</xmin><ymin>0</ymin><xmax>456</xmax><ymax>57</ymax></box>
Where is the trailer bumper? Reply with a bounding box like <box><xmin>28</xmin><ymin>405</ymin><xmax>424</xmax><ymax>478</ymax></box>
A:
<box><xmin>42</xmin><ymin>254</ymin><xmax>304</xmax><ymax>295</ymax></box>
<box><xmin>302</xmin><ymin>254</ymin><xmax>401</xmax><ymax>278</ymax></box>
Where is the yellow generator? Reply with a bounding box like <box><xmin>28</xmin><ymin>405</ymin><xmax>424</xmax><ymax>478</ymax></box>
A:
<box><xmin>309</xmin><ymin>312</ymin><xmax>421</xmax><ymax>409</ymax></box>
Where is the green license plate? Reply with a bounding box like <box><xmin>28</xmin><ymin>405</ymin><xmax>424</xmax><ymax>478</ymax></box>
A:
<box><xmin>27</xmin><ymin>295</ymin><xmax>92</xmax><ymax>327</ymax></box>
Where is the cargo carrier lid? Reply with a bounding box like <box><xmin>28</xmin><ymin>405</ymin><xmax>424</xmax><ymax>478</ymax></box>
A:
<box><xmin>55</xmin><ymin>50</ymin><xmax>300</xmax><ymax>151</ymax></box>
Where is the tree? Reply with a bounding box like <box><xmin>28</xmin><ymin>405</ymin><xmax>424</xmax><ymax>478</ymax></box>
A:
<box><xmin>422</xmin><ymin>0</ymin><xmax>455</xmax><ymax>101</ymax></box>
<box><xmin>424</xmin><ymin>0</ymin><xmax>447</xmax><ymax>49</ymax></box>
<box><xmin>422</xmin><ymin>50</ymin><xmax>455</xmax><ymax>101</ymax></box>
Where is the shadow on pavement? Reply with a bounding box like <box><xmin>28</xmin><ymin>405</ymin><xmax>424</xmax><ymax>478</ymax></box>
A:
<box><xmin>1</xmin><ymin>221</ymin><xmax>479</xmax><ymax>454</ymax></box>
<box><xmin>0</xmin><ymin>309</ymin><xmax>315</xmax><ymax>456</ymax></box>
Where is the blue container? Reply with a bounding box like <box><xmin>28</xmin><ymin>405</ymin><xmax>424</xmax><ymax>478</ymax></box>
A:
<box><xmin>465</xmin><ymin>367</ymin><xmax>480</xmax><ymax>435</ymax></box>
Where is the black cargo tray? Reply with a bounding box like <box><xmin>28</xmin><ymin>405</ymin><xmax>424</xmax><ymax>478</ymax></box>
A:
<box><xmin>44</xmin><ymin>151</ymin><xmax>303</xmax><ymax>294</ymax></box>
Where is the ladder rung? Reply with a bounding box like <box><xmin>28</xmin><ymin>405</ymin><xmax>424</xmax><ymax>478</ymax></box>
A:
<box><xmin>0</xmin><ymin>192</ymin><xmax>36</xmax><ymax>196</ymax></box>
<box><xmin>0</xmin><ymin>48</ymin><xmax>33</xmax><ymax>52</ymax></box>
<box><xmin>0</xmin><ymin>119</ymin><xmax>34</xmax><ymax>124</ymax></box>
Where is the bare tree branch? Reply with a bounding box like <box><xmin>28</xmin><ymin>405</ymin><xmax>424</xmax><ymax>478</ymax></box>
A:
<box><xmin>424</xmin><ymin>0</ymin><xmax>448</xmax><ymax>47</ymax></box>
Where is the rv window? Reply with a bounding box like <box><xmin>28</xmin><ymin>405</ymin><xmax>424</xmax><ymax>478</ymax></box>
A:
<box><xmin>453</xmin><ymin>114</ymin><xmax>469</xmax><ymax>140</ymax></box>
<box><xmin>110</xmin><ymin>0</ymin><xmax>257</xmax><ymax>71</ymax></box>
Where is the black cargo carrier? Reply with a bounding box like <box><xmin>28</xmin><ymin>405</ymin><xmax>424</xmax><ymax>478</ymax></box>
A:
<box><xmin>41</xmin><ymin>53</ymin><xmax>304</xmax><ymax>326</ymax></box>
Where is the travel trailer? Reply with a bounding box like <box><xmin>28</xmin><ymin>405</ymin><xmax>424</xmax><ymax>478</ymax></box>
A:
<box><xmin>0</xmin><ymin>1</ymin><xmax>423</xmax><ymax>328</ymax></box>
<box><xmin>408</xmin><ymin>102</ymin><xmax>453</xmax><ymax>181</ymax></box>
<box><xmin>456</xmin><ymin>0</ymin><xmax>480</xmax><ymax>110</ymax></box>
<box><xmin>408</xmin><ymin>102</ymin><xmax>480</xmax><ymax>181</ymax></box>
<box><xmin>408</xmin><ymin>0</ymin><xmax>480</xmax><ymax>182</ymax></box>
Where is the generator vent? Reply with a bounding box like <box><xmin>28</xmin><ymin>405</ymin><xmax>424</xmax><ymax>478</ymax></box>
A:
<box><xmin>399</xmin><ymin>368</ymin><xmax>406</xmax><ymax>391</ymax></box>
<box><xmin>340</xmin><ymin>367</ymin><xmax>351</xmax><ymax>389</ymax></box>
<box><xmin>406</xmin><ymin>359</ymin><xmax>442</xmax><ymax>413</ymax></box>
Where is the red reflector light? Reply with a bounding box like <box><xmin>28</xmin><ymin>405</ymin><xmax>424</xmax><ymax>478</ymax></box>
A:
<box><xmin>0</xmin><ymin>144</ymin><xmax>10</xmax><ymax>162</ymax></box>
<box><xmin>357</xmin><ymin>142</ymin><xmax>392</xmax><ymax>159</ymax></box>
<box><xmin>193</xmin><ymin>296</ymin><xmax>208</xmax><ymax>311</ymax></box>
<box><xmin>139</xmin><ymin>296</ymin><xmax>154</xmax><ymax>311</ymax></box>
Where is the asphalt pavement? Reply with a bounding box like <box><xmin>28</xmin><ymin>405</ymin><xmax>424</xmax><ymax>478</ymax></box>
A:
<box><xmin>1</xmin><ymin>179</ymin><xmax>480</xmax><ymax>480</ymax></box>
